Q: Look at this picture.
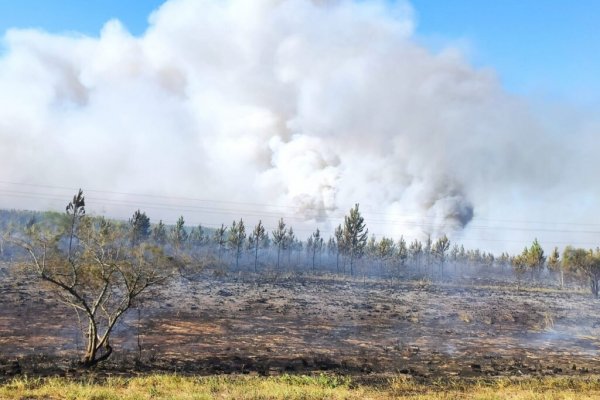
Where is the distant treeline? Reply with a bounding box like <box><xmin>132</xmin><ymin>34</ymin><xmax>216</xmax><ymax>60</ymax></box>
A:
<box><xmin>1</xmin><ymin>205</ymin><xmax>599</xmax><ymax>298</ymax></box>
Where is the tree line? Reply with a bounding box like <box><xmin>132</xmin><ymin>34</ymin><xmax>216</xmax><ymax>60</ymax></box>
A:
<box><xmin>3</xmin><ymin>190</ymin><xmax>600</xmax><ymax>368</ymax></box>
<box><xmin>2</xmin><ymin>195</ymin><xmax>598</xmax><ymax>298</ymax></box>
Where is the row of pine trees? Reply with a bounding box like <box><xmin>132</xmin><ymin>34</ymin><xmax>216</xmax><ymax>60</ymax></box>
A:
<box><xmin>1</xmin><ymin>203</ymin><xmax>599</xmax><ymax>297</ymax></box>
<box><xmin>124</xmin><ymin>205</ymin><xmax>600</xmax><ymax>298</ymax></box>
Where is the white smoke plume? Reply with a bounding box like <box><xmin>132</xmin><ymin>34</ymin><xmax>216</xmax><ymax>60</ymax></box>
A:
<box><xmin>0</xmin><ymin>0</ymin><xmax>598</xmax><ymax>252</ymax></box>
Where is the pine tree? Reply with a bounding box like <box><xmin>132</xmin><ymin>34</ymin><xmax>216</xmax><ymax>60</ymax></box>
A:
<box><xmin>409</xmin><ymin>239</ymin><xmax>423</xmax><ymax>276</ymax></box>
<box><xmin>547</xmin><ymin>246</ymin><xmax>562</xmax><ymax>288</ymax></box>
<box><xmin>342</xmin><ymin>203</ymin><xmax>368</xmax><ymax>276</ymax></box>
<box><xmin>249</xmin><ymin>220</ymin><xmax>266</xmax><ymax>273</ymax></box>
<box><xmin>424</xmin><ymin>234</ymin><xmax>432</xmax><ymax>278</ymax></box>
<box><xmin>271</xmin><ymin>218</ymin><xmax>287</xmax><ymax>269</ymax></box>
<box><xmin>129</xmin><ymin>209</ymin><xmax>151</xmax><ymax>246</ymax></box>
<box><xmin>170</xmin><ymin>216</ymin><xmax>188</xmax><ymax>254</ymax></box>
<box><xmin>309</xmin><ymin>228</ymin><xmax>323</xmax><ymax>273</ymax></box>
<box><xmin>527</xmin><ymin>239</ymin><xmax>545</xmax><ymax>281</ymax></box>
<box><xmin>366</xmin><ymin>235</ymin><xmax>377</xmax><ymax>259</ymax></box>
<box><xmin>433</xmin><ymin>235</ymin><xmax>450</xmax><ymax>280</ymax></box>
<box><xmin>152</xmin><ymin>220</ymin><xmax>167</xmax><ymax>245</ymax></box>
<box><xmin>188</xmin><ymin>224</ymin><xmax>206</xmax><ymax>247</ymax></box>
<box><xmin>285</xmin><ymin>227</ymin><xmax>295</xmax><ymax>268</ymax></box>
<box><xmin>213</xmin><ymin>224</ymin><xmax>228</xmax><ymax>262</ymax></box>
<box><xmin>396</xmin><ymin>236</ymin><xmax>408</xmax><ymax>276</ymax></box>
<box><xmin>376</xmin><ymin>237</ymin><xmax>395</xmax><ymax>273</ymax></box>
<box><xmin>334</xmin><ymin>224</ymin><xmax>344</xmax><ymax>273</ymax></box>
<box><xmin>228</xmin><ymin>219</ymin><xmax>246</xmax><ymax>270</ymax></box>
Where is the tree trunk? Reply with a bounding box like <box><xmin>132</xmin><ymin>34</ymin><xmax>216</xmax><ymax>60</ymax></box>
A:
<box><xmin>560</xmin><ymin>269</ymin><xmax>564</xmax><ymax>289</ymax></box>
<box><xmin>80</xmin><ymin>317</ymin><xmax>115</xmax><ymax>367</ymax></box>
<box><xmin>276</xmin><ymin>245</ymin><xmax>281</xmax><ymax>269</ymax></box>
<box><xmin>591</xmin><ymin>278</ymin><xmax>599</xmax><ymax>298</ymax></box>
<box><xmin>254</xmin><ymin>243</ymin><xmax>259</xmax><ymax>273</ymax></box>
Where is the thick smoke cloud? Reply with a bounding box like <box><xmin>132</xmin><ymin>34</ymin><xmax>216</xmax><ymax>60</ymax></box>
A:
<box><xmin>0</xmin><ymin>0</ymin><xmax>597</xmax><ymax>251</ymax></box>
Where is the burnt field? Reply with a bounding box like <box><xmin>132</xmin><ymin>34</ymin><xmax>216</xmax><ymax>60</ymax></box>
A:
<box><xmin>1</xmin><ymin>264</ymin><xmax>599</xmax><ymax>381</ymax></box>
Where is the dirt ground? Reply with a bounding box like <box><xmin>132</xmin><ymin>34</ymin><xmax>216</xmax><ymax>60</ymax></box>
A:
<box><xmin>1</xmin><ymin>264</ymin><xmax>599</xmax><ymax>379</ymax></box>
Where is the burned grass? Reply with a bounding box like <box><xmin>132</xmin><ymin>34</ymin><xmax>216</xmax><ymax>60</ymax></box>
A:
<box><xmin>1</xmin><ymin>266</ymin><xmax>599</xmax><ymax>381</ymax></box>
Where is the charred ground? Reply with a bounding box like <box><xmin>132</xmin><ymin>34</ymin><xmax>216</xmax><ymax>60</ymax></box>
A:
<box><xmin>1</xmin><ymin>264</ymin><xmax>598</xmax><ymax>382</ymax></box>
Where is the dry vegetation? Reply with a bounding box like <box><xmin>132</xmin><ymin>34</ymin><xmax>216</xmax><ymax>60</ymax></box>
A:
<box><xmin>2</xmin><ymin>374</ymin><xmax>600</xmax><ymax>399</ymax></box>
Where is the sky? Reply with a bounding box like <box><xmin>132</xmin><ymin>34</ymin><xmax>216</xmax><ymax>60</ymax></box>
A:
<box><xmin>1</xmin><ymin>0</ymin><xmax>598</xmax><ymax>102</ymax></box>
<box><xmin>0</xmin><ymin>0</ymin><xmax>599</xmax><ymax>253</ymax></box>
<box><xmin>411</xmin><ymin>0</ymin><xmax>600</xmax><ymax>104</ymax></box>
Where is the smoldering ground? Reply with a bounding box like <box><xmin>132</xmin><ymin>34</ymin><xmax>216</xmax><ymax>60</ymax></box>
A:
<box><xmin>1</xmin><ymin>264</ymin><xmax>599</xmax><ymax>378</ymax></box>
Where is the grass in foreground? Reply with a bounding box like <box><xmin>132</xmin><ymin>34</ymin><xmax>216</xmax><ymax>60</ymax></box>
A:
<box><xmin>2</xmin><ymin>374</ymin><xmax>600</xmax><ymax>399</ymax></box>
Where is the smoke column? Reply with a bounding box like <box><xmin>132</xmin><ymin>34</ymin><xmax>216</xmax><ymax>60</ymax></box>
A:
<box><xmin>0</xmin><ymin>0</ymin><xmax>598</xmax><ymax>252</ymax></box>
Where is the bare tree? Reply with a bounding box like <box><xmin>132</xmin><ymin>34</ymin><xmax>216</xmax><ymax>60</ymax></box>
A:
<box><xmin>10</xmin><ymin>190</ymin><xmax>176</xmax><ymax>367</ymax></box>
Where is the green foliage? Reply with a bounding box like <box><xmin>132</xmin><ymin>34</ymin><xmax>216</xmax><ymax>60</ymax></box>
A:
<box><xmin>128</xmin><ymin>209</ymin><xmax>151</xmax><ymax>246</ymax></box>
<box><xmin>11</xmin><ymin>190</ymin><xmax>176</xmax><ymax>367</ymax></box>
<box><xmin>366</xmin><ymin>234</ymin><xmax>377</xmax><ymax>258</ymax></box>
<box><xmin>409</xmin><ymin>239</ymin><xmax>422</xmax><ymax>259</ymax></box>
<box><xmin>528</xmin><ymin>239</ymin><xmax>546</xmax><ymax>271</ymax></box>
<box><xmin>272</xmin><ymin>218</ymin><xmax>287</xmax><ymax>269</ymax></box>
<box><xmin>308</xmin><ymin>228</ymin><xmax>323</xmax><ymax>271</ymax></box>
<box><xmin>396</xmin><ymin>236</ymin><xmax>408</xmax><ymax>266</ymax></box>
<box><xmin>152</xmin><ymin>220</ymin><xmax>167</xmax><ymax>245</ymax></box>
<box><xmin>228</xmin><ymin>218</ymin><xmax>246</xmax><ymax>269</ymax></box>
<box><xmin>377</xmin><ymin>237</ymin><xmax>396</xmax><ymax>262</ymax></box>
<box><xmin>547</xmin><ymin>246</ymin><xmax>561</xmax><ymax>273</ymax></box>
<box><xmin>342</xmin><ymin>203</ymin><xmax>368</xmax><ymax>275</ymax></box>
<box><xmin>213</xmin><ymin>224</ymin><xmax>228</xmax><ymax>262</ymax></box>
<box><xmin>188</xmin><ymin>224</ymin><xmax>207</xmax><ymax>246</ymax></box>
<box><xmin>562</xmin><ymin>246</ymin><xmax>600</xmax><ymax>297</ymax></box>
<box><xmin>249</xmin><ymin>220</ymin><xmax>267</xmax><ymax>272</ymax></box>
<box><xmin>432</xmin><ymin>235</ymin><xmax>450</xmax><ymax>262</ymax></box>
<box><xmin>512</xmin><ymin>239</ymin><xmax>546</xmax><ymax>281</ymax></box>
<box><xmin>170</xmin><ymin>216</ymin><xmax>188</xmax><ymax>251</ymax></box>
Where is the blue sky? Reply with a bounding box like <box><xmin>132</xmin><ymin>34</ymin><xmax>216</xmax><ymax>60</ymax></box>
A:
<box><xmin>411</xmin><ymin>0</ymin><xmax>600</xmax><ymax>103</ymax></box>
<box><xmin>0</xmin><ymin>0</ymin><xmax>163</xmax><ymax>36</ymax></box>
<box><xmin>0</xmin><ymin>0</ymin><xmax>598</xmax><ymax>102</ymax></box>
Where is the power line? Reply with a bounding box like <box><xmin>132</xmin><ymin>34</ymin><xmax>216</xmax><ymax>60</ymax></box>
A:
<box><xmin>0</xmin><ymin>182</ymin><xmax>599</xmax><ymax>249</ymax></box>
<box><xmin>2</xmin><ymin>180</ymin><xmax>600</xmax><ymax>227</ymax></box>
<box><xmin>1</xmin><ymin>187</ymin><xmax>599</xmax><ymax>236</ymax></box>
